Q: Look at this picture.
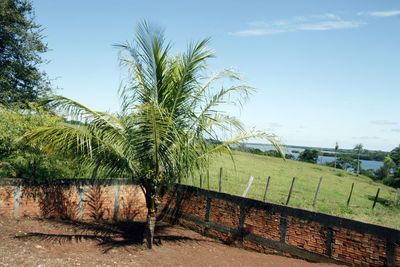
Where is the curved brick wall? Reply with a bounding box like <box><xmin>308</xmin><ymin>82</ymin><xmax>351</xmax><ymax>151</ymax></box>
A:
<box><xmin>159</xmin><ymin>184</ymin><xmax>400</xmax><ymax>267</ymax></box>
<box><xmin>1</xmin><ymin>179</ymin><xmax>399</xmax><ymax>266</ymax></box>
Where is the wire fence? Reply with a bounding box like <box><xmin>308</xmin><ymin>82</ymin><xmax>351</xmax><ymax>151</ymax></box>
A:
<box><xmin>185</xmin><ymin>167</ymin><xmax>400</xmax><ymax>211</ymax></box>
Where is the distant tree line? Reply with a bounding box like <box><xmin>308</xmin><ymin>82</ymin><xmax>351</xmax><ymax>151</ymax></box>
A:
<box><xmin>231</xmin><ymin>144</ymin><xmax>296</xmax><ymax>160</ymax></box>
<box><xmin>319</xmin><ymin>150</ymin><xmax>388</xmax><ymax>161</ymax></box>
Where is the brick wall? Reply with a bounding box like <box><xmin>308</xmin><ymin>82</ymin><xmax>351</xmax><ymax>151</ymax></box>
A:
<box><xmin>1</xmin><ymin>179</ymin><xmax>400</xmax><ymax>266</ymax></box>
<box><xmin>159</xmin><ymin>184</ymin><xmax>400</xmax><ymax>267</ymax></box>
<box><xmin>0</xmin><ymin>178</ymin><xmax>147</xmax><ymax>221</ymax></box>
<box><xmin>0</xmin><ymin>185</ymin><xmax>14</xmax><ymax>216</ymax></box>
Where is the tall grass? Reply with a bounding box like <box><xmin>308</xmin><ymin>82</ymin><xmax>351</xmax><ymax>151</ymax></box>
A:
<box><xmin>184</xmin><ymin>151</ymin><xmax>400</xmax><ymax>229</ymax></box>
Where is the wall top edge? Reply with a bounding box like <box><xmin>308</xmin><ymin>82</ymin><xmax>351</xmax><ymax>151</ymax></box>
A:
<box><xmin>0</xmin><ymin>178</ymin><xmax>134</xmax><ymax>186</ymax></box>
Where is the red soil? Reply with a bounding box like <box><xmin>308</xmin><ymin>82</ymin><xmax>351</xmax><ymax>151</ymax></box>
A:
<box><xmin>0</xmin><ymin>216</ymin><xmax>344</xmax><ymax>266</ymax></box>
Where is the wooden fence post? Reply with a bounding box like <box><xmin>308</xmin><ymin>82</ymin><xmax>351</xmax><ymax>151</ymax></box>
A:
<box><xmin>372</xmin><ymin>188</ymin><xmax>380</xmax><ymax>209</ymax></box>
<box><xmin>200</xmin><ymin>174</ymin><xmax>203</xmax><ymax>188</ymax></box>
<box><xmin>263</xmin><ymin>176</ymin><xmax>271</xmax><ymax>201</ymax></box>
<box><xmin>286</xmin><ymin>177</ymin><xmax>296</xmax><ymax>205</ymax></box>
<box><xmin>242</xmin><ymin>176</ymin><xmax>254</xmax><ymax>197</ymax></box>
<box><xmin>207</xmin><ymin>168</ymin><xmax>210</xmax><ymax>189</ymax></box>
<box><xmin>394</xmin><ymin>188</ymin><xmax>399</xmax><ymax>207</ymax></box>
<box><xmin>219</xmin><ymin>167</ymin><xmax>223</xmax><ymax>193</ymax></box>
<box><xmin>312</xmin><ymin>177</ymin><xmax>323</xmax><ymax>206</ymax></box>
<box><xmin>347</xmin><ymin>183</ymin><xmax>354</xmax><ymax>206</ymax></box>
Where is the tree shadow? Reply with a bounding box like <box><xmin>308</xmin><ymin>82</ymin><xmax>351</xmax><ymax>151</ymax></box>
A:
<box><xmin>14</xmin><ymin>218</ymin><xmax>209</xmax><ymax>253</ymax></box>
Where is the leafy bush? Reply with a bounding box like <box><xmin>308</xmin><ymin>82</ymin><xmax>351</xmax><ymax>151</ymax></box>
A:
<box><xmin>325</xmin><ymin>154</ymin><xmax>357</xmax><ymax>171</ymax></box>
<box><xmin>231</xmin><ymin>145</ymin><xmax>284</xmax><ymax>158</ymax></box>
<box><xmin>382</xmin><ymin>176</ymin><xmax>400</xmax><ymax>188</ymax></box>
<box><xmin>360</xmin><ymin>168</ymin><xmax>375</xmax><ymax>179</ymax></box>
<box><xmin>390</xmin><ymin>145</ymin><xmax>400</xmax><ymax>166</ymax></box>
<box><xmin>285</xmin><ymin>153</ymin><xmax>296</xmax><ymax>160</ymax></box>
<box><xmin>298</xmin><ymin>149</ymin><xmax>319</xmax><ymax>163</ymax></box>
<box><xmin>0</xmin><ymin>105</ymin><xmax>92</xmax><ymax>180</ymax></box>
<box><xmin>266</xmin><ymin>150</ymin><xmax>281</xmax><ymax>158</ymax></box>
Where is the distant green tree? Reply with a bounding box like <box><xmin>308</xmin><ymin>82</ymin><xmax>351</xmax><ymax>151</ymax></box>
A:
<box><xmin>0</xmin><ymin>0</ymin><xmax>50</xmax><ymax>105</ymax></box>
<box><xmin>382</xmin><ymin>173</ymin><xmax>400</xmax><ymax>188</ymax></box>
<box><xmin>390</xmin><ymin>145</ymin><xmax>400</xmax><ymax>166</ymax></box>
<box><xmin>360</xmin><ymin>168</ymin><xmax>375</xmax><ymax>179</ymax></box>
<box><xmin>374</xmin><ymin>156</ymin><xmax>393</xmax><ymax>180</ymax></box>
<box><xmin>334</xmin><ymin>141</ymin><xmax>339</xmax><ymax>170</ymax></box>
<box><xmin>0</xmin><ymin>105</ymin><xmax>89</xmax><ymax>179</ymax></box>
<box><xmin>325</xmin><ymin>154</ymin><xmax>357</xmax><ymax>171</ymax></box>
<box><xmin>394</xmin><ymin>167</ymin><xmax>400</xmax><ymax>179</ymax></box>
<box><xmin>384</xmin><ymin>155</ymin><xmax>394</xmax><ymax>174</ymax></box>
<box><xmin>285</xmin><ymin>153</ymin><xmax>295</xmax><ymax>160</ymax></box>
<box><xmin>299</xmin><ymin>149</ymin><xmax>319</xmax><ymax>163</ymax></box>
<box><xmin>354</xmin><ymin>144</ymin><xmax>363</xmax><ymax>176</ymax></box>
<box><xmin>266</xmin><ymin>150</ymin><xmax>281</xmax><ymax>158</ymax></box>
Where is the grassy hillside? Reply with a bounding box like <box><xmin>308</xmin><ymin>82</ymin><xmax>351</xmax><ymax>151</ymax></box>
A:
<box><xmin>183</xmin><ymin>151</ymin><xmax>400</xmax><ymax>229</ymax></box>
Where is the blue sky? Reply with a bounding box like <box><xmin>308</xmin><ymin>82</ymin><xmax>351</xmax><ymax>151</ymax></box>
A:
<box><xmin>33</xmin><ymin>1</ymin><xmax>399</xmax><ymax>151</ymax></box>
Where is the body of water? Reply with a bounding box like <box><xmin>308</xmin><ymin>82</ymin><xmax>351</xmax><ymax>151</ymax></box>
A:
<box><xmin>243</xmin><ymin>143</ymin><xmax>383</xmax><ymax>171</ymax></box>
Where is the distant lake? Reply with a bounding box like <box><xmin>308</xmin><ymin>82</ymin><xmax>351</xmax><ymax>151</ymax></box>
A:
<box><xmin>243</xmin><ymin>143</ymin><xmax>383</xmax><ymax>171</ymax></box>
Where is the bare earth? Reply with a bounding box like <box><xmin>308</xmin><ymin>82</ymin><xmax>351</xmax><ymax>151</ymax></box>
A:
<box><xmin>0</xmin><ymin>216</ymin><xmax>343</xmax><ymax>267</ymax></box>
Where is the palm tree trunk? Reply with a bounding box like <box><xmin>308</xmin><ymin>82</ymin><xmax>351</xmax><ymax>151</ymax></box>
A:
<box><xmin>357</xmin><ymin>153</ymin><xmax>360</xmax><ymax>176</ymax></box>
<box><xmin>91</xmin><ymin>161</ymin><xmax>100</xmax><ymax>179</ymax></box>
<box><xmin>146</xmin><ymin>211</ymin><xmax>156</xmax><ymax>249</ymax></box>
<box><xmin>144</xmin><ymin>192</ymin><xmax>157</xmax><ymax>249</ymax></box>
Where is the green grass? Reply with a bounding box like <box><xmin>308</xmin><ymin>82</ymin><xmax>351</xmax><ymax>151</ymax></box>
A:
<box><xmin>183</xmin><ymin>151</ymin><xmax>400</xmax><ymax>229</ymax></box>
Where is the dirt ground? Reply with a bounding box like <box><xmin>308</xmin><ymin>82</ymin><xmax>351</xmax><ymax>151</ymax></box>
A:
<box><xmin>0</xmin><ymin>216</ymin><xmax>344</xmax><ymax>267</ymax></box>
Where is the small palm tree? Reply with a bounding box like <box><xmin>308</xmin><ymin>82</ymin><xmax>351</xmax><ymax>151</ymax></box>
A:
<box><xmin>20</xmin><ymin>21</ymin><xmax>282</xmax><ymax>248</ymax></box>
<box><xmin>354</xmin><ymin>143</ymin><xmax>363</xmax><ymax>176</ymax></box>
<box><xmin>334</xmin><ymin>141</ymin><xmax>339</xmax><ymax>170</ymax></box>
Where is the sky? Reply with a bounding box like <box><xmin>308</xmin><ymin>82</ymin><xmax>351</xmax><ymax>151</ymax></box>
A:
<box><xmin>32</xmin><ymin>0</ymin><xmax>400</xmax><ymax>151</ymax></box>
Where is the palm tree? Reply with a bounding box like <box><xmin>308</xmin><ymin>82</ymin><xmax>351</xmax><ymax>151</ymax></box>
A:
<box><xmin>334</xmin><ymin>141</ymin><xmax>339</xmax><ymax>170</ymax></box>
<box><xmin>354</xmin><ymin>143</ymin><xmax>363</xmax><ymax>176</ymax></box>
<box><xmin>19</xmin><ymin>21</ymin><xmax>282</xmax><ymax>248</ymax></box>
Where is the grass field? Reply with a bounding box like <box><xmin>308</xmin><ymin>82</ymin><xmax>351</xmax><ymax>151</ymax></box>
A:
<box><xmin>183</xmin><ymin>151</ymin><xmax>400</xmax><ymax>230</ymax></box>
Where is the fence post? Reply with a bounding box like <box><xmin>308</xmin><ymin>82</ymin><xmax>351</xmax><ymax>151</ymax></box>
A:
<box><xmin>286</xmin><ymin>177</ymin><xmax>296</xmax><ymax>205</ymax></box>
<box><xmin>242</xmin><ymin>176</ymin><xmax>254</xmax><ymax>197</ymax></box>
<box><xmin>113</xmin><ymin>185</ymin><xmax>121</xmax><ymax>221</ymax></box>
<box><xmin>263</xmin><ymin>176</ymin><xmax>271</xmax><ymax>201</ymax></box>
<box><xmin>372</xmin><ymin>187</ymin><xmax>380</xmax><ymax>209</ymax></box>
<box><xmin>312</xmin><ymin>177</ymin><xmax>323</xmax><ymax>206</ymax></box>
<box><xmin>219</xmin><ymin>167</ymin><xmax>223</xmax><ymax>192</ymax></box>
<box><xmin>13</xmin><ymin>185</ymin><xmax>22</xmax><ymax>217</ymax></box>
<box><xmin>77</xmin><ymin>185</ymin><xmax>85</xmax><ymax>219</ymax></box>
<box><xmin>347</xmin><ymin>183</ymin><xmax>354</xmax><ymax>206</ymax></box>
<box><xmin>394</xmin><ymin>188</ymin><xmax>399</xmax><ymax>207</ymax></box>
<box><xmin>207</xmin><ymin>168</ymin><xmax>210</xmax><ymax>190</ymax></box>
<box><xmin>200</xmin><ymin>174</ymin><xmax>203</xmax><ymax>188</ymax></box>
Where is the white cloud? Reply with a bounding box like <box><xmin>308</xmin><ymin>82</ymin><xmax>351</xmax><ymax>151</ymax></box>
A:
<box><xmin>293</xmin><ymin>16</ymin><xmax>307</xmax><ymax>22</ymax></box>
<box><xmin>230</xmin><ymin>29</ymin><xmax>285</xmax><ymax>37</ymax></box>
<box><xmin>371</xmin><ymin>120</ymin><xmax>398</xmax><ymax>125</ymax></box>
<box><xmin>352</xmin><ymin>136</ymin><xmax>380</xmax><ymax>140</ymax></box>
<box><xmin>312</xmin><ymin>13</ymin><xmax>340</xmax><ymax>20</ymax></box>
<box><xmin>358</xmin><ymin>10</ymin><xmax>400</xmax><ymax>17</ymax></box>
<box><xmin>269</xmin><ymin>122</ymin><xmax>283</xmax><ymax>128</ymax></box>
<box><xmin>297</xmin><ymin>20</ymin><xmax>365</xmax><ymax>31</ymax></box>
<box><xmin>392</xmin><ymin>129</ymin><xmax>400</xmax><ymax>132</ymax></box>
<box><xmin>231</xmin><ymin>13</ymin><xmax>365</xmax><ymax>37</ymax></box>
